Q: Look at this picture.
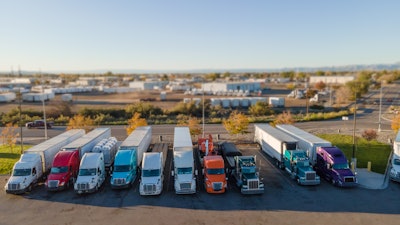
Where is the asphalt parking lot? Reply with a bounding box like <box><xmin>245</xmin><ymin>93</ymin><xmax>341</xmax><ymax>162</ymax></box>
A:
<box><xmin>1</xmin><ymin>142</ymin><xmax>400</xmax><ymax>225</ymax></box>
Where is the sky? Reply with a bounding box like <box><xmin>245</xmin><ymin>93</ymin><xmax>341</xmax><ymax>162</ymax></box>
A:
<box><xmin>1</xmin><ymin>0</ymin><xmax>400</xmax><ymax>73</ymax></box>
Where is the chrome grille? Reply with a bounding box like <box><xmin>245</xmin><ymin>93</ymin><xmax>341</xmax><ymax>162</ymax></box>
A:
<box><xmin>144</xmin><ymin>184</ymin><xmax>156</xmax><ymax>193</ymax></box>
<box><xmin>77</xmin><ymin>183</ymin><xmax>89</xmax><ymax>191</ymax></box>
<box><xmin>248</xmin><ymin>180</ymin><xmax>259</xmax><ymax>189</ymax></box>
<box><xmin>114</xmin><ymin>178</ymin><xmax>126</xmax><ymax>185</ymax></box>
<box><xmin>180</xmin><ymin>182</ymin><xmax>191</xmax><ymax>190</ymax></box>
<box><xmin>48</xmin><ymin>180</ymin><xmax>59</xmax><ymax>188</ymax></box>
<box><xmin>8</xmin><ymin>183</ymin><xmax>20</xmax><ymax>190</ymax></box>
<box><xmin>306</xmin><ymin>172</ymin><xmax>316</xmax><ymax>180</ymax></box>
<box><xmin>212</xmin><ymin>182</ymin><xmax>223</xmax><ymax>191</ymax></box>
<box><xmin>344</xmin><ymin>176</ymin><xmax>355</xmax><ymax>183</ymax></box>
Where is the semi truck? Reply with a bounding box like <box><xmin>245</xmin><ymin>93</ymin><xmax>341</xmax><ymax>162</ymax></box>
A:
<box><xmin>172</xmin><ymin>127</ymin><xmax>197</xmax><ymax>194</ymax></box>
<box><xmin>139</xmin><ymin>143</ymin><xmax>168</xmax><ymax>195</ymax></box>
<box><xmin>276</xmin><ymin>124</ymin><xmax>332</xmax><ymax>166</ymax></box>
<box><xmin>315</xmin><ymin>146</ymin><xmax>357</xmax><ymax>187</ymax></box>
<box><xmin>220</xmin><ymin>142</ymin><xmax>264</xmax><ymax>194</ymax></box>
<box><xmin>45</xmin><ymin>150</ymin><xmax>80</xmax><ymax>191</ymax></box>
<box><xmin>254</xmin><ymin>124</ymin><xmax>320</xmax><ymax>185</ymax></box>
<box><xmin>62</xmin><ymin>127</ymin><xmax>111</xmax><ymax>159</ymax></box>
<box><xmin>202</xmin><ymin>155</ymin><xmax>227</xmax><ymax>193</ymax></box>
<box><xmin>74</xmin><ymin>152</ymin><xmax>106</xmax><ymax>194</ymax></box>
<box><xmin>390</xmin><ymin>131</ymin><xmax>400</xmax><ymax>182</ymax></box>
<box><xmin>91</xmin><ymin>137</ymin><xmax>118</xmax><ymax>169</ymax></box>
<box><xmin>5</xmin><ymin>129</ymin><xmax>85</xmax><ymax>194</ymax></box>
<box><xmin>111</xmin><ymin>126</ymin><xmax>152</xmax><ymax>189</ymax></box>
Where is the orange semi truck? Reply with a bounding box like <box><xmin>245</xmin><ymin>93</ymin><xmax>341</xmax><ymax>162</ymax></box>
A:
<box><xmin>203</xmin><ymin>155</ymin><xmax>227</xmax><ymax>194</ymax></box>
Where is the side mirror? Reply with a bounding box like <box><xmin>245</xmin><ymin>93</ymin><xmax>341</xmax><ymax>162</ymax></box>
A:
<box><xmin>202</xmin><ymin>169</ymin><xmax>205</xmax><ymax>175</ymax></box>
<box><xmin>195</xmin><ymin>170</ymin><xmax>198</xmax><ymax>176</ymax></box>
<box><xmin>171</xmin><ymin>171</ymin><xmax>175</xmax><ymax>177</ymax></box>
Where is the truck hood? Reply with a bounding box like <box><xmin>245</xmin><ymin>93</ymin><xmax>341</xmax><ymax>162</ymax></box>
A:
<box><xmin>76</xmin><ymin>176</ymin><xmax>96</xmax><ymax>184</ymax></box>
<box><xmin>334</xmin><ymin>169</ymin><xmax>355</xmax><ymax>177</ymax></box>
<box><xmin>206</xmin><ymin>174</ymin><xmax>226</xmax><ymax>182</ymax></box>
<box><xmin>391</xmin><ymin>163</ymin><xmax>400</xmax><ymax>172</ymax></box>
<box><xmin>112</xmin><ymin>172</ymin><xmax>130</xmax><ymax>180</ymax></box>
<box><xmin>47</xmin><ymin>173</ymin><xmax>68</xmax><ymax>181</ymax></box>
<box><xmin>176</xmin><ymin>174</ymin><xmax>193</xmax><ymax>182</ymax></box>
<box><xmin>141</xmin><ymin>176</ymin><xmax>161</xmax><ymax>185</ymax></box>
<box><xmin>7</xmin><ymin>176</ymin><xmax>30</xmax><ymax>185</ymax></box>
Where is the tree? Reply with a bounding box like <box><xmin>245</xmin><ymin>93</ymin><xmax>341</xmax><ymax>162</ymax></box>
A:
<box><xmin>362</xmin><ymin>129</ymin><xmax>377</xmax><ymax>142</ymax></box>
<box><xmin>271</xmin><ymin>111</ymin><xmax>294</xmax><ymax>126</ymax></box>
<box><xmin>314</xmin><ymin>81</ymin><xmax>326</xmax><ymax>91</ymax></box>
<box><xmin>177</xmin><ymin>115</ymin><xmax>202</xmax><ymax>136</ymax></box>
<box><xmin>249</xmin><ymin>101</ymin><xmax>272</xmax><ymax>116</ymax></box>
<box><xmin>126</xmin><ymin>112</ymin><xmax>148</xmax><ymax>135</ymax></box>
<box><xmin>1</xmin><ymin>123</ymin><xmax>19</xmax><ymax>153</ymax></box>
<box><xmin>223</xmin><ymin>111</ymin><xmax>249</xmax><ymax>135</ymax></box>
<box><xmin>67</xmin><ymin>114</ymin><xmax>95</xmax><ymax>133</ymax></box>
<box><xmin>391</xmin><ymin>114</ymin><xmax>400</xmax><ymax>133</ymax></box>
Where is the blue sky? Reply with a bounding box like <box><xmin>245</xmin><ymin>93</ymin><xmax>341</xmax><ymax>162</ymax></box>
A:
<box><xmin>1</xmin><ymin>0</ymin><xmax>399</xmax><ymax>73</ymax></box>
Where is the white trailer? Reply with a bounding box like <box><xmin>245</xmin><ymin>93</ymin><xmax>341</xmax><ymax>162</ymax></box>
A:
<box><xmin>254</xmin><ymin>124</ymin><xmax>298</xmax><ymax>166</ymax></box>
<box><xmin>390</xmin><ymin>131</ymin><xmax>400</xmax><ymax>182</ymax></box>
<box><xmin>91</xmin><ymin>137</ymin><xmax>119</xmax><ymax>168</ymax></box>
<box><xmin>5</xmin><ymin>129</ymin><xmax>85</xmax><ymax>194</ymax></box>
<box><xmin>62</xmin><ymin>127</ymin><xmax>111</xmax><ymax>159</ymax></box>
<box><xmin>276</xmin><ymin>124</ymin><xmax>332</xmax><ymax>165</ymax></box>
<box><xmin>269</xmin><ymin>97</ymin><xmax>285</xmax><ymax>108</ymax></box>
<box><xmin>172</xmin><ymin>127</ymin><xmax>196</xmax><ymax>194</ymax></box>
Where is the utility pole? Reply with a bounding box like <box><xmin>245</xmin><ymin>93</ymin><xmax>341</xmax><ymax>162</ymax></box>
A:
<box><xmin>351</xmin><ymin>87</ymin><xmax>357</xmax><ymax>171</ymax></box>
<box><xmin>378</xmin><ymin>81</ymin><xmax>383</xmax><ymax>132</ymax></box>
<box><xmin>18</xmin><ymin>89</ymin><xmax>23</xmax><ymax>154</ymax></box>
<box><xmin>41</xmin><ymin>71</ymin><xmax>48</xmax><ymax>140</ymax></box>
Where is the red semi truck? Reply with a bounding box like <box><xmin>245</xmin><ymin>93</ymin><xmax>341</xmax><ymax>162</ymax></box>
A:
<box><xmin>45</xmin><ymin>150</ymin><xmax>80</xmax><ymax>191</ymax></box>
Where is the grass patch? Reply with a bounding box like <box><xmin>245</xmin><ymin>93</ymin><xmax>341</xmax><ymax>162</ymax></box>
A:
<box><xmin>0</xmin><ymin>145</ymin><xmax>32</xmax><ymax>175</ymax></box>
<box><xmin>317</xmin><ymin>134</ymin><xmax>391</xmax><ymax>174</ymax></box>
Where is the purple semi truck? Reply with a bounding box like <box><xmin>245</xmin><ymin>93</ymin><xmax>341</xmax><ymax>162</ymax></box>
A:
<box><xmin>314</xmin><ymin>146</ymin><xmax>357</xmax><ymax>187</ymax></box>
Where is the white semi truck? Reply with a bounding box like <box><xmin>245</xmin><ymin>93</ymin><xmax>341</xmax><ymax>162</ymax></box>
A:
<box><xmin>172</xmin><ymin>127</ymin><xmax>197</xmax><ymax>194</ymax></box>
<box><xmin>5</xmin><ymin>129</ymin><xmax>85</xmax><ymax>194</ymax></box>
<box><xmin>74</xmin><ymin>152</ymin><xmax>106</xmax><ymax>194</ymax></box>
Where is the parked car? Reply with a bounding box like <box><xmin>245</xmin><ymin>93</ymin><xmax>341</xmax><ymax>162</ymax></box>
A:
<box><xmin>25</xmin><ymin>120</ymin><xmax>53</xmax><ymax>129</ymax></box>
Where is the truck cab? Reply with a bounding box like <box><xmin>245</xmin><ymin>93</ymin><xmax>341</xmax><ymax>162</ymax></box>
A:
<box><xmin>203</xmin><ymin>155</ymin><xmax>227</xmax><ymax>194</ymax></box>
<box><xmin>45</xmin><ymin>150</ymin><xmax>80</xmax><ymax>191</ymax></box>
<box><xmin>139</xmin><ymin>152</ymin><xmax>164</xmax><ymax>195</ymax></box>
<box><xmin>232</xmin><ymin>156</ymin><xmax>264</xmax><ymax>194</ymax></box>
<box><xmin>173</xmin><ymin>150</ymin><xmax>197</xmax><ymax>194</ymax></box>
<box><xmin>111</xmin><ymin>150</ymin><xmax>136</xmax><ymax>189</ymax></box>
<box><xmin>74</xmin><ymin>153</ymin><xmax>105</xmax><ymax>194</ymax></box>
<box><xmin>284</xmin><ymin>150</ymin><xmax>320</xmax><ymax>185</ymax></box>
<box><xmin>315</xmin><ymin>146</ymin><xmax>357</xmax><ymax>187</ymax></box>
<box><xmin>5</xmin><ymin>153</ymin><xmax>42</xmax><ymax>194</ymax></box>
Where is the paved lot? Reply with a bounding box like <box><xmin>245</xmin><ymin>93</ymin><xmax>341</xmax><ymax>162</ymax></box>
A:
<box><xmin>2</xmin><ymin>143</ymin><xmax>400</xmax><ymax>225</ymax></box>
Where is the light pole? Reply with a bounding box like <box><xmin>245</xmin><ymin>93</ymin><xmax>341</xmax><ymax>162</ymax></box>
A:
<box><xmin>378</xmin><ymin>81</ymin><xmax>383</xmax><ymax>132</ymax></box>
<box><xmin>18</xmin><ymin>88</ymin><xmax>23</xmax><ymax>154</ymax></box>
<box><xmin>41</xmin><ymin>72</ymin><xmax>48</xmax><ymax>140</ymax></box>
<box><xmin>351</xmin><ymin>88</ymin><xmax>357</xmax><ymax>171</ymax></box>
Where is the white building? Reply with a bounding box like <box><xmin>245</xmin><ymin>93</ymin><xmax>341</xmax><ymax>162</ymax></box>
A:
<box><xmin>309</xmin><ymin>76</ymin><xmax>355</xmax><ymax>85</ymax></box>
<box><xmin>129</xmin><ymin>81</ymin><xmax>168</xmax><ymax>90</ymax></box>
<box><xmin>202</xmin><ymin>82</ymin><xmax>261</xmax><ymax>93</ymax></box>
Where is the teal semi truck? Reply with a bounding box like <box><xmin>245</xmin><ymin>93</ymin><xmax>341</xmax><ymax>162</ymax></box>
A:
<box><xmin>254</xmin><ymin>124</ymin><xmax>320</xmax><ymax>185</ymax></box>
<box><xmin>110</xmin><ymin>126</ymin><xmax>152</xmax><ymax>189</ymax></box>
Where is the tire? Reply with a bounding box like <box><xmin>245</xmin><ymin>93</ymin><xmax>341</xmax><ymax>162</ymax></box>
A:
<box><xmin>27</xmin><ymin>184</ymin><xmax>32</xmax><ymax>192</ymax></box>
<box><xmin>296</xmin><ymin>178</ymin><xmax>300</xmax><ymax>185</ymax></box>
<box><xmin>331</xmin><ymin>178</ymin><xmax>336</xmax><ymax>186</ymax></box>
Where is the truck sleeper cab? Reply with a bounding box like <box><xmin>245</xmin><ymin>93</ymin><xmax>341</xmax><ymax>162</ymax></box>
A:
<box><xmin>74</xmin><ymin>153</ymin><xmax>105</xmax><ymax>194</ymax></box>
<box><xmin>315</xmin><ymin>146</ymin><xmax>357</xmax><ymax>187</ymax></box>
<box><xmin>46</xmin><ymin>150</ymin><xmax>80</xmax><ymax>191</ymax></box>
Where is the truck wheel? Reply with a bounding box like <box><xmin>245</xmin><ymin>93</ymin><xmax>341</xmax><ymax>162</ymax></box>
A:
<box><xmin>27</xmin><ymin>184</ymin><xmax>32</xmax><ymax>192</ymax></box>
<box><xmin>331</xmin><ymin>178</ymin><xmax>336</xmax><ymax>186</ymax></box>
<box><xmin>296</xmin><ymin>178</ymin><xmax>300</xmax><ymax>185</ymax></box>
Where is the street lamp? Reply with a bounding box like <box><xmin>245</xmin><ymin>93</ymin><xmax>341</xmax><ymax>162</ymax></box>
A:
<box><xmin>378</xmin><ymin>81</ymin><xmax>383</xmax><ymax>132</ymax></box>
<box><xmin>351</xmin><ymin>88</ymin><xmax>357</xmax><ymax>171</ymax></box>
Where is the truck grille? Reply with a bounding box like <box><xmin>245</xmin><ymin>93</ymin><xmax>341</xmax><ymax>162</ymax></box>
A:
<box><xmin>344</xmin><ymin>176</ymin><xmax>355</xmax><ymax>183</ymax></box>
<box><xmin>248</xmin><ymin>180</ymin><xmax>259</xmax><ymax>189</ymax></box>
<box><xmin>8</xmin><ymin>183</ymin><xmax>20</xmax><ymax>190</ymax></box>
<box><xmin>212</xmin><ymin>182</ymin><xmax>223</xmax><ymax>191</ymax></box>
<box><xmin>48</xmin><ymin>180</ymin><xmax>59</xmax><ymax>188</ymax></box>
<box><xmin>77</xmin><ymin>183</ymin><xmax>89</xmax><ymax>191</ymax></box>
<box><xmin>114</xmin><ymin>178</ymin><xmax>126</xmax><ymax>185</ymax></box>
<box><xmin>144</xmin><ymin>184</ymin><xmax>156</xmax><ymax>193</ymax></box>
<box><xmin>306</xmin><ymin>172</ymin><xmax>316</xmax><ymax>180</ymax></box>
<box><xmin>180</xmin><ymin>182</ymin><xmax>192</xmax><ymax>190</ymax></box>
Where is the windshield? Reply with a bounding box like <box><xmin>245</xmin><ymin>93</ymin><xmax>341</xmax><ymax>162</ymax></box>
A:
<box><xmin>13</xmin><ymin>168</ymin><xmax>31</xmax><ymax>176</ymax></box>
<box><xmin>207</xmin><ymin>168</ymin><xmax>225</xmax><ymax>175</ymax></box>
<box><xmin>114</xmin><ymin>165</ymin><xmax>130</xmax><ymax>172</ymax></box>
<box><xmin>394</xmin><ymin>159</ymin><xmax>400</xmax><ymax>165</ymax></box>
<box><xmin>177</xmin><ymin>167</ymin><xmax>192</xmax><ymax>175</ymax></box>
<box><xmin>79</xmin><ymin>168</ymin><xmax>96</xmax><ymax>176</ymax></box>
<box><xmin>50</xmin><ymin>166</ymin><xmax>68</xmax><ymax>174</ymax></box>
<box><xmin>142</xmin><ymin>169</ymin><xmax>160</xmax><ymax>177</ymax></box>
<box><xmin>332</xmin><ymin>163</ymin><xmax>349</xmax><ymax>170</ymax></box>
